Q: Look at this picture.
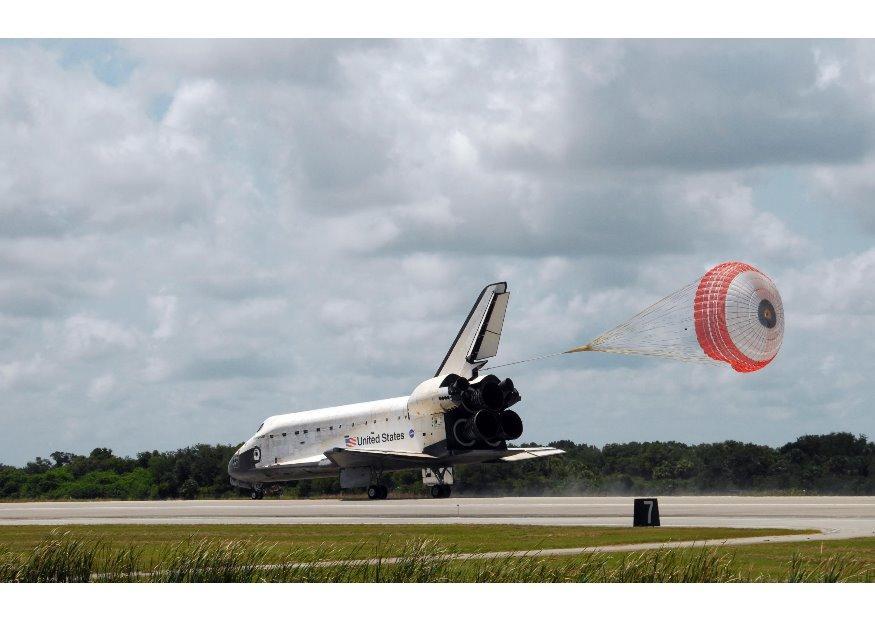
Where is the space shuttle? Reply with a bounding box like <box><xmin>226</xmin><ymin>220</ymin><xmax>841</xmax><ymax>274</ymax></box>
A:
<box><xmin>228</xmin><ymin>282</ymin><xmax>564</xmax><ymax>499</ymax></box>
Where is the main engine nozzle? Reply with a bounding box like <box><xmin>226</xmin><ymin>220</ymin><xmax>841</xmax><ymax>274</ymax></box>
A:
<box><xmin>497</xmin><ymin>409</ymin><xmax>523</xmax><ymax>441</ymax></box>
<box><xmin>446</xmin><ymin>375</ymin><xmax>470</xmax><ymax>399</ymax></box>
<box><xmin>498</xmin><ymin>378</ymin><xmax>521</xmax><ymax>409</ymax></box>
<box><xmin>461</xmin><ymin>375</ymin><xmax>505</xmax><ymax>412</ymax></box>
<box><xmin>452</xmin><ymin>409</ymin><xmax>501</xmax><ymax>447</ymax></box>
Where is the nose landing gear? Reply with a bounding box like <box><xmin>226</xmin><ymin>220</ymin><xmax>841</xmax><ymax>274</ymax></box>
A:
<box><xmin>367</xmin><ymin>484</ymin><xmax>388</xmax><ymax>500</ymax></box>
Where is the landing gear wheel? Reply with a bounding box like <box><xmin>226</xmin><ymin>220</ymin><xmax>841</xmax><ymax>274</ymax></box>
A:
<box><xmin>367</xmin><ymin>485</ymin><xmax>380</xmax><ymax>500</ymax></box>
<box><xmin>250</xmin><ymin>488</ymin><xmax>264</xmax><ymax>500</ymax></box>
<box><xmin>430</xmin><ymin>485</ymin><xmax>451</xmax><ymax>498</ymax></box>
<box><xmin>377</xmin><ymin>485</ymin><xmax>388</xmax><ymax>499</ymax></box>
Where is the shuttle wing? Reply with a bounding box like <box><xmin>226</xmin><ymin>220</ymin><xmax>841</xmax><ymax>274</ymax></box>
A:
<box><xmin>276</xmin><ymin>454</ymin><xmax>333</xmax><ymax>467</ymax></box>
<box><xmin>325</xmin><ymin>447</ymin><xmax>437</xmax><ymax>470</ymax></box>
<box><xmin>494</xmin><ymin>446</ymin><xmax>565</xmax><ymax>462</ymax></box>
<box><xmin>436</xmin><ymin>282</ymin><xmax>509</xmax><ymax>379</ymax></box>
<box><xmin>324</xmin><ymin>445</ymin><xmax>565</xmax><ymax>470</ymax></box>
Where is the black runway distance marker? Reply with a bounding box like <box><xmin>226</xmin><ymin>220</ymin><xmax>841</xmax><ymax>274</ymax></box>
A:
<box><xmin>633</xmin><ymin>498</ymin><xmax>661</xmax><ymax>526</ymax></box>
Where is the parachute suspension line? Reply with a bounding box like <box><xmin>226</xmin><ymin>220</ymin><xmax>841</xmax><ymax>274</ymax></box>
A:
<box><xmin>567</xmin><ymin>280</ymin><xmax>718</xmax><ymax>364</ymax></box>
<box><xmin>565</xmin><ymin>261</ymin><xmax>784</xmax><ymax>372</ymax></box>
<box><xmin>490</xmin><ymin>279</ymin><xmax>716</xmax><ymax>368</ymax></box>
<box><xmin>487</xmin><ymin>281</ymin><xmax>713</xmax><ymax>370</ymax></box>
<box><xmin>486</xmin><ymin>261</ymin><xmax>784</xmax><ymax>374</ymax></box>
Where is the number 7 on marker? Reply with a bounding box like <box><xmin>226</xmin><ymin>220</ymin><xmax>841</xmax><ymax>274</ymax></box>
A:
<box><xmin>643</xmin><ymin>500</ymin><xmax>653</xmax><ymax>524</ymax></box>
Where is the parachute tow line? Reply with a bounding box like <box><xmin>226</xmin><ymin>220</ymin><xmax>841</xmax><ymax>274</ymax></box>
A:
<box><xmin>486</xmin><ymin>351</ymin><xmax>570</xmax><ymax>370</ymax></box>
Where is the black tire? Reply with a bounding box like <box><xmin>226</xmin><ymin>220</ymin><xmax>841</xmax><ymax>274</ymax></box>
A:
<box><xmin>367</xmin><ymin>485</ymin><xmax>379</xmax><ymax>500</ymax></box>
<box><xmin>430</xmin><ymin>485</ymin><xmax>443</xmax><ymax>499</ymax></box>
<box><xmin>378</xmin><ymin>485</ymin><xmax>388</xmax><ymax>500</ymax></box>
<box><xmin>441</xmin><ymin>486</ymin><xmax>452</xmax><ymax>498</ymax></box>
<box><xmin>250</xmin><ymin>489</ymin><xmax>258</xmax><ymax>500</ymax></box>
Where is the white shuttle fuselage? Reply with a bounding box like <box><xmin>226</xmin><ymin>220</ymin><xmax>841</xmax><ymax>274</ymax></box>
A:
<box><xmin>228</xmin><ymin>283</ymin><xmax>563</xmax><ymax>499</ymax></box>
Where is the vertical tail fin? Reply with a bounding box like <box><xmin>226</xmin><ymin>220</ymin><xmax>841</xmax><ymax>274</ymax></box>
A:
<box><xmin>436</xmin><ymin>282</ymin><xmax>509</xmax><ymax>379</ymax></box>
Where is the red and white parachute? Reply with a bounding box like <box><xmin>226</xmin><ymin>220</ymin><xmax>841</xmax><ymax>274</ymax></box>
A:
<box><xmin>567</xmin><ymin>262</ymin><xmax>784</xmax><ymax>372</ymax></box>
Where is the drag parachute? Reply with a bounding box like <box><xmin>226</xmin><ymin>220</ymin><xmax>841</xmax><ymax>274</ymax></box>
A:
<box><xmin>567</xmin><ymin>262</ymin><xmax>784</xmax><ymax>372</ymax></box>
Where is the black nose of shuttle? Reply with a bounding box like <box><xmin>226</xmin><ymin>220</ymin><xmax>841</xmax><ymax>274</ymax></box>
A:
<box><xmin>228</xmin><ymin>454</ymin><xmax>239</xmax><ymax>476</ymax></box>
<box><xmin>228</xmin><ymin>446</ymin><xmax>261</xmax><ymax>481</ymax></box>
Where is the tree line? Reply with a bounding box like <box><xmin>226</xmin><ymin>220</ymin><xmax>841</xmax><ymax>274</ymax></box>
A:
<box><xmin>0</xmin><ymin>432</ymin><xmax>872</xmax><ymax>500</ymax></box>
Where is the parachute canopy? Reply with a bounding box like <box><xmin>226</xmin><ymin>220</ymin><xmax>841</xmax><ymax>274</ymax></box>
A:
<box><xmin>568</xmin><ymin>262</ymin><xmax>784</xmax><ymax>373</ymax></box>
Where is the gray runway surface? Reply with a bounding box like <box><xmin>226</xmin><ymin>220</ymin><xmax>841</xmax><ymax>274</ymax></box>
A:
<box><xmin>2</xmin><ymin>496</ymin><xmax>874</xmax><ymax>543</ymax></box>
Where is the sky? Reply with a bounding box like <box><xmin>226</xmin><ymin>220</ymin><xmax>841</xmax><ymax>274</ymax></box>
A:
<box><xmin>1</xmin><ymin>39</ymin><xmax>874</xmax><ymax>465</ymax></box>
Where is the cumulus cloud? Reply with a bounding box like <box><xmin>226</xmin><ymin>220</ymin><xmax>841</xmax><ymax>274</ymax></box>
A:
<box><xmin>0</xmin><ymin>39</ymin><xmax>874</xmax><ymax>464</ymax></box>
<box><xmin>149</xmin><ymin>295</ymin><xmax>178</xmax><ymax>339</ymax></box>
<box><xmin>0</xmin><ymin>46</ymin><xmax>217</xmax><ymax>238</ymax></box>
<box><xmin>812</xmin><ymin>158</ymin><xmax>875</xmax><ymax>233</ymax></box>
<box><xmin>88</xmin><ymin>373</ymin><xmax>116</xmax><ymax>401</ymax></box>
<box><xmin>60</xmin><ymin>314</ymin><xmax>140</xmax><ymax>360</ymax></box>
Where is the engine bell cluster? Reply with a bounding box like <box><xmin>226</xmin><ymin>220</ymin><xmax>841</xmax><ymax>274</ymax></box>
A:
<box><xmin>442</xmin><ymin>374</ymin><xmax>523</xmax><ymax>448</ymax></box>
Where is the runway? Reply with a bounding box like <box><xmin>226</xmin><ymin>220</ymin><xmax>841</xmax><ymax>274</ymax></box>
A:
<box><xmin>2</xmin><ymin>496</ymin><xmax>874</xmax><ymax>542</ymax></box>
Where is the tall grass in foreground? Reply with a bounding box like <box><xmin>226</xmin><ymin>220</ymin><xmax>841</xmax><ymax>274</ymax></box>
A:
<box><xmin>0</xmin><ymin>531</ymin><xmax>870</xmax><ymax>583</ymax></box>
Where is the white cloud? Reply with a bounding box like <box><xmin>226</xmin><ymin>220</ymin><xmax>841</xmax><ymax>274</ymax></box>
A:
<box><xmin>88</xmin><ymin>373</ymin><xmax>116</xmax><ymax>400</ymax></box>
<box><xmin>814</xmin><ymin>48</ymin><xmax>843</xmax><ymax>90</ymax></box>
<box><xmin>150</xmin><ymin>295</ymin><xmax>178</xmax><ymax>339</ymax></box>
<box><xmin>0</xmin><ymin>356</ymin><xmax>51</xmax><ymax>391</ymax></box>
<box><xmin>812</xmin><ymin>157</ymin><xmax>875</xmax><ymax>233</ymax></box>
<box><xmin>0</xmin><ymin>39</ymin><xmax>874</xmax><ymax>464</ymax></box>
<box><xmin>783</xmin><ymin>247</ymin><xmax>875</xmax><ymax>318</ymax></box>
<box><xmin>61</xmin><ymin>315</ymin><xmax>140</xmax><ymax>360</ymax></box>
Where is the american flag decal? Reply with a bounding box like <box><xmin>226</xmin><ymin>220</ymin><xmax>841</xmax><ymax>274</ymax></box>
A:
<box><xmin>345</xmin><ymin>436</ymin><xmax>357</xmax><ymax>447</ymax></box>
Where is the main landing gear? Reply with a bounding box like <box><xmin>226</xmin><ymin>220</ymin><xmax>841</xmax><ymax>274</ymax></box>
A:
<box><xmin>430</xmin><ymin>485</ymin><xmax>452</xmax><ymax>499</ymax></box>
<box><xmin>367</xmin><ymin>484</ymin><xmax>389</xmax><ymax>500</ymax></box>
<box><xmin>423</xmin><ymin>466</ymin><xmax>454</xmax><ymax>499</ymax></box>
<box><xmin>249</xmin><ymin>484</ymin><xmax>264</xmax><ymax>500</ymax></box>
<box><xmin>365</xmin><ymin>465</ymin><xmax>390</xmax><ymax>500</ymax></box>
